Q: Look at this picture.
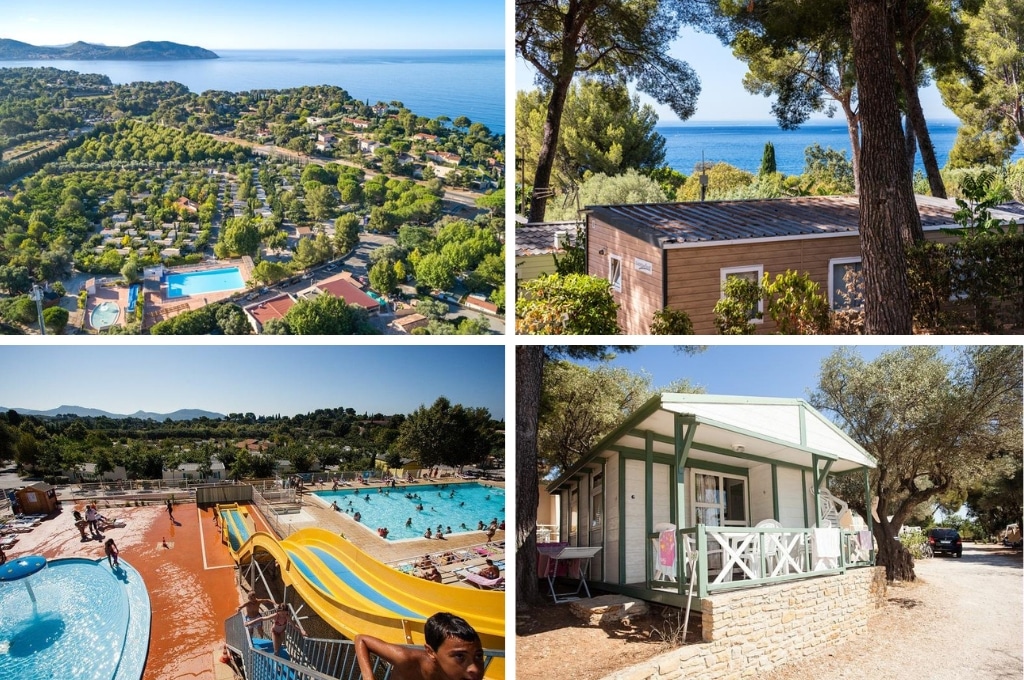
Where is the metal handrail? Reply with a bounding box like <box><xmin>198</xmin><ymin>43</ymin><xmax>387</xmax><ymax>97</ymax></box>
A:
<box><xmin>226</xmin><ymin>612</ymin><xmax>504</xmax><ymax>680</ymax></box>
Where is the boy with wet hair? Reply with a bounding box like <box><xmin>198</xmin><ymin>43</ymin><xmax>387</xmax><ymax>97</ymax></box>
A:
<box><xmin>355</xmin><ymin>612</ymin><xmax>484</xmax><ymax>680</ymax></box>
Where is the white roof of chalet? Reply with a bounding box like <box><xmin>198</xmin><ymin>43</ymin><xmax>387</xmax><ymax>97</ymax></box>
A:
<box><xmin>549</xmin><ymin>394</ymin><xmax>875</xmax><ymax>492</ymax></box>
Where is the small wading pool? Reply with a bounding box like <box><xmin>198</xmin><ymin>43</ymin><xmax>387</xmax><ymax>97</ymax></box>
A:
<box><xmin>90</xmin><ymin>301</ymin><xmax>120</xmax><ymax>329</ymax></box>
<box><xmin>315</xmin><ymin>482</ymin><xmax>504</xmax><ymax>540</ymax></box>
<box><xmin>0</xmin><ymin>557</ymin><xmax>151</xmax><ymax>680</ymax></box>
<box><xmin>166</xmin><ymin>267</ymin><xmax>245</xmax><ymax>298</ymax></box>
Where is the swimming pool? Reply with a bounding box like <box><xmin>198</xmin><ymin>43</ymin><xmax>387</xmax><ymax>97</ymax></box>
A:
<box><xmin>166</xmin><ymin>267</ymin><xmax>245</xmax><ymax>298</ymax></box>
<box><xmin>90</xmin><ymin>301</ymin><xmax>120</xmax><ymax>329</ymax></box>
<box><xmin>0</xmin><ymin>557</ymin><xmax>151</xmax><ymax>680</ymax></box>
<box><xmin>315</xmin><ymin>482</ymin><xmax>504</xmax><ymax>541</ymax></box>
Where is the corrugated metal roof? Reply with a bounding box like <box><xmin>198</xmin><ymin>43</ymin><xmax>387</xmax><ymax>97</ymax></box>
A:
<box><xmin>514</xmin><ymin>221</ymin><xmax>580</xmax><ymax>256</ymax></box>
<box><xmin>587</xmin><ymin>195</ymin><xmax>960</xmax><ymax>247</ymax></box>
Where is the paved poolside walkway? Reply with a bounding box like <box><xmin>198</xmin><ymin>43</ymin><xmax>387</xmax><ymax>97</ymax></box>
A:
<box><xmin>4</xmin><ymin>501</ymin><xmax>240</xmax><ymax>680</ymax></box>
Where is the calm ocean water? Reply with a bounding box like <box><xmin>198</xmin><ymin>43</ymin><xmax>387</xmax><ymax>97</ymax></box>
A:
<box><xmin>1</xmin><ymin>49</ymin><xmax>504</xmax><ymax>133</ymax></box>
<box><xmin>659</xmin><ymin>121</ymin><xmax>1023</xmax><ymax>176</ymax></box>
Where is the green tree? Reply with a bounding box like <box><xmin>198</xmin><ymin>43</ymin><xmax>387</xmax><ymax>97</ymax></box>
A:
<box><xmin>516</xmin><ymin>273</ymin><xmax>620</xmax><ymax>335</ymax></box>
<box><xmin>801</xmin><ymin>144</ymin><xmax>855</xmax><ymax>195</ymax></box>
<box><xmin>121</xmin><ymin>254</ymin><xmax>141</xmax><ymax>284</ymax></box>
<box><xmin>284</xmin><ymin>293</ymin><xmax>374</xmax><ymax>335</ymax></box>
<box><xmin>42</xmin><ymin>306</ymin><xmax>69</xmax><ymax>334</ymax></box>
<box><xmin>938</xmin><ymin>0</ymin><xmax>1024</xmax><ymax>167</ymax></box>
<box><xmin>250</xmin><ymin>260</ymin><xmax>290</xmax><ymax>287</ymax></box>
<box><xmin>333</xmin><ymin>213</ymin><xmax>360</xmax><ymax>254</ymax></box>
<box><xmin>414</xmin><ymin>252</ymin><xmax>455</xmax><ymax>292</ymax></box>
<box><xmin>811</xmin><ymin>345</ymin><xmax>1022</xmax><ymax>581</ymax></box>
<box><xmin>759</xmin><ymin>141</ymin><xmax>777</xmax><ymax>176</ymax></box>
<box><xmin>369</xmin><ymin>259</ymin><xmax>397</xmax><ymax>294</ymax></box>
<box><xmin>517</xmin><ymin>80</ymin><xmax>667</xmax><ymax>195</ymax></box>
<box><xmin>306</xmin><ymin>184</ymin><xmax>338</xmax><ymax>222</ymax></box>
<box><xmin>545</xmin><ymin>169</ymin><xmax>667</xmax><ymax>221</ymax></box>
<box><xmin>216</xmin><ymin>217</ymin><xmax>260</xmax><ymax>258</ymax></box>
<box><xmin>516</xmin><ymin>0</ymin><xmax>700</xmax><ymax>221</ymax></box>
<box><xmin>676</xmin><ymin>162</ymin><xmax>755</xmax><ymax>201</ymax></box>
<box><xmin>396</xmin><ymin>397</ymin><xmax>493</xmax><ymax>468</ymax></box>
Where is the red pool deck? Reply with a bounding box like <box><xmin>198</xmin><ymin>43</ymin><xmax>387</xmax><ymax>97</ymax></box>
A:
<box><xmin>3</xmin><ymin>502</ymin><xmax>245</xmax><ymax>680</ymax></box>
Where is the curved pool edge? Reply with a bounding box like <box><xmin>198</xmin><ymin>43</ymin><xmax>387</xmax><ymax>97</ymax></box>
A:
<box><xmin>89</xmin><ymin>302</ymin><xmax>122</xmax><ymax>330</ymax></box>
<box><xmin>42</xmin><ymin>557</ymin><xmax>152</xmax><ymax>680</ymax></box>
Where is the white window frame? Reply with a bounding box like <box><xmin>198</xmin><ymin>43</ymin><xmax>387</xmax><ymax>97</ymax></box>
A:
<box><xmin>828</xmin><ymin>256</ymin><xmax>863</xmax><ymax>310</ymax></box>
<box><xmin>690</xmin><ymin>469</ymin><xmax>749</xmax><ymax>528</ymax></box>
<box><xmin>719</xmin><ymin>264</ymin><xmax>764</xmax><ymax>322</ymax></box>
<box><xmin>608</xmin><ymin>254</ymin><xmax>623</xmax><ymax>292</ymax></box>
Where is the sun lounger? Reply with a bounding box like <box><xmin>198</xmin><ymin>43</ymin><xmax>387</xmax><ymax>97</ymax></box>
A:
<box><xmin>1</xmin><ymin>535</ymin><xmax>18</xmax><ymax>549</ymax></box>
<box><xmin>458</xmin><ymin>569</ymin><xmax>504</xmax><ymax>590</ymax></box>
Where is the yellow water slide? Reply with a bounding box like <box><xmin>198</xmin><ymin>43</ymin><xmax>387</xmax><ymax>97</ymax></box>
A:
<box><xmin>216</xmin><ymin>504</ymin><xmax>505</xmax><ymax>678</ymax></box>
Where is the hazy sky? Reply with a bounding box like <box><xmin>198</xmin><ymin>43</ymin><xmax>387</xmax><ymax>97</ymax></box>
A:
<box><xmin>1</xmin><ymin>0</ymin><xmax>504</xmax><ymax>50</ymax></box>
<box><xmin>517</xmin><ymin>27</ymin><xmax>955</xmax><ymax>123</ymax></box>
<box><xmin>0</xmin><ymin>345</ymin><xmax>505</xmax><ymax>419</ymax></box>
<box><xmin>573</xmin><ymin>344</ymin><xmax>963</xmax><ymax>405</ymax></box>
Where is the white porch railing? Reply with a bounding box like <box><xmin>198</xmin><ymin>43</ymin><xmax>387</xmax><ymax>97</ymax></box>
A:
<box><xmin>648</xmin><ymin>525</ymin><xmax>875</xmax><ymax>598</ymax></box>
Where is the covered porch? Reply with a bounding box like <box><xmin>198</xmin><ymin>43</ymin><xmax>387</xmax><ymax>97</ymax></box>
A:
<box><xmin>544</xmin><ymin>394</ymin><xmax>878</xmax><ymax>610</ymax></box>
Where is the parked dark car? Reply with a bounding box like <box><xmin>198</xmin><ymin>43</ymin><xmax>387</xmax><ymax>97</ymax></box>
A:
<box><xmin>927</xmin><ymin>528</ymin><xmax>963</xmax><ymax>557</ymax></box>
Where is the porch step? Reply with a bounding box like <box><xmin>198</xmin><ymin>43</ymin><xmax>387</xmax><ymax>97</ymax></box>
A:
<box><xmin>569</xmin><ymin>595</ymin><xmax>649</xmax><ymax>625</ymax></box>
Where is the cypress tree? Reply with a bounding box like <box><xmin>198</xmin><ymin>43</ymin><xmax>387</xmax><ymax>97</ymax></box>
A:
<box><xmin>759</xmin><ymin>141</ymin><xmax>777</xmax><ymax>176</ymax></box>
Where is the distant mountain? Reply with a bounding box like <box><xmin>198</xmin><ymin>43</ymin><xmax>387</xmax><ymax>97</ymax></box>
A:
<box><xmin>0</xmin><ymin>405</ymin><xmax>225</xmax><ymax>421</ymax></box>
<box><xmin>0</xmin><ymin>39</ymin><xmax>218</xmax><ymax>61</ymax></box>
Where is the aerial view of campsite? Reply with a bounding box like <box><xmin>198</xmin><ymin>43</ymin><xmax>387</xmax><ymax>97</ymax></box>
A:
<box><xmin>0</xmin><ymin>345</ymin><xmax>506</xmax><ymax>680</ymax></box>
<box><xmin>0</xmin><ymin>1</ymin><xmax>505</xmax><ymax>335</ymax></box>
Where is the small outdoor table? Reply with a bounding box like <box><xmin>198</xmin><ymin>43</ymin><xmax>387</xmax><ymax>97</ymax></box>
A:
<box><xmin>538</xmin><ymin>545</ymin><xmax>602</xmax><ymax>603</ymax></box>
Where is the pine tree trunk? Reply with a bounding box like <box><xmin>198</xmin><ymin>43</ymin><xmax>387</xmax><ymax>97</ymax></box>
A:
<box><xmin>516</xmin><ymin>345</ymin><xmax>545</xmax><ymax>605</ymax></box>
<box><xmin>902</xmin><ymin>75</ymin><xmax>947</xmax><ymax>201</ymax></box>
<box><xmin>841</xmin><ymin>102</ymin><xmax>862</xmax><ymax>195</ymax></box>
<box><xmin>528</xmin><ymin>66</ymin><xmax>575</xmax><ymax>223</ymax></box>
<box><xmin>849</xmin><ymin>0</ymin><xmax>920</xmax><ymax>334</ymax></box>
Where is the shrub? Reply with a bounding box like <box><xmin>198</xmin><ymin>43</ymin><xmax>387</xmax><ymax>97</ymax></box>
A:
<box><xmin>713</xmin><ymin>276</ymin><xmax>761</xmax><ymax>334</ymax></box>
<box><xmin>43</xmin><ymin>306</ymin><xmax>69</xmax><ymax>334</ymax></box>
<box><xmin>516</xmin><ymin>273</ymin><xmax>620</xmax><ymax>335</ymax></box>
<box><xmin>650</xmin><ymin>307</ymin><xmax>694</xmax><ymax>335</ymax></box>
<box><xmin>907</xmin><ymin>234</ymin><xmax>1024</xmax><ymax>332</ymax></box>
<box><xmin>762</xmin><ymin>271</ymin><xmax>831</xmax><ymax>334</ymax></box>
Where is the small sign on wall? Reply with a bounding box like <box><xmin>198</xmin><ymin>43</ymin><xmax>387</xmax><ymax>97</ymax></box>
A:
<box><xmin>634</xmin><ymin>257</ymin><xmax>653</xmax><ymax>275</ymax></box>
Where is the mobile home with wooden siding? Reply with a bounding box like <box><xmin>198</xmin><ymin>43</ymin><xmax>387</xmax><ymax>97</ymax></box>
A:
<box><xmin>585</xmin><ymin>195</ymin><xmax>965</xmax><ymax>334</ymax></box>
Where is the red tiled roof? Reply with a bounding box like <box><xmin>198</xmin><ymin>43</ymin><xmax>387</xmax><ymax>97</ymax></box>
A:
<box><xmin>247</xmin><ymin>294</ymin><xmax>295</xmax><ymax>328</ymax></box>
<box><xmin>317</xmin><ymin>276</ymin><xmax>379</xmax><ymax>311</ymax></box>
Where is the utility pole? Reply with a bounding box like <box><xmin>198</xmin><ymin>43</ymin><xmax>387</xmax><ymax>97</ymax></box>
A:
<box><xmin>29</xmin><ymin>284</ymin><xmax>45</xmax><ymax>335</ymax></box>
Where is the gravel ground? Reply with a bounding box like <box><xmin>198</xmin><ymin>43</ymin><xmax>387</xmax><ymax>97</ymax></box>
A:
<box><xmin>764</xmin><ymin>543</ymin><xmax>1022</xmax><ymax>680</ymax></box>
<box><xmin>517</xmin><ymin>544</ymin><xmax>1022</xmax><ymax>680</ymax></box>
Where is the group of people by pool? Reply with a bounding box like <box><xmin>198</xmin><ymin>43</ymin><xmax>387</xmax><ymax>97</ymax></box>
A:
<box><xmin>72</xmin><ymin>503</ymin><xmax>124</xmax><ymax>541</ymax></box>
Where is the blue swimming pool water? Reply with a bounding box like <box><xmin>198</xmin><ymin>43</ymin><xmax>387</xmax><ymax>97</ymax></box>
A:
<box><xmin>315</xmin><ymin>482</ymin><xmax>504</xmax><ymax>541</ymax></box>
<box><xmin>166</xmin><ymin>267</ymin><xmax>245</xmax><ymax>298</ymax></box>
<box><xmin>0</xmin><ymin>558</ymin><xmax>151</xmax><ymax>680</ymax></box>
<box><xmin>90</xmin><ymin>301</ymin><xmax>120</xmax><ymax>329</ymax></box>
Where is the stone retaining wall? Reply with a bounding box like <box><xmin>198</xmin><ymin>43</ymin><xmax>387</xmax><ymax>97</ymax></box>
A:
<box><xmin>605</xmin><ymin>567</ymin><xmax>887</xmax><ymax>680</ymax></box>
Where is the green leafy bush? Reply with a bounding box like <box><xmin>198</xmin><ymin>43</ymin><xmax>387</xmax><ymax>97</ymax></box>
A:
<box><xmin>650</xmin><ymin>308</ymin><xmax>694</xmax><ymax>335</ymax></box>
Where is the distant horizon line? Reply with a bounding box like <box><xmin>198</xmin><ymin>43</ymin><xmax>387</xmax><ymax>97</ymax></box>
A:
<box><xmin>657</xmin><ymin>118</ymin><xmax>962</xmax><ymax>126</ymax></box>
<box><xmin>5</xmin><ymin>43</ymin><xmax>503</xmax><ymax>53</ymax></box>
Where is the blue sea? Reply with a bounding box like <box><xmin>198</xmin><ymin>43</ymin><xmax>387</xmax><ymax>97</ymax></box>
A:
<box><xmin>659</xmin><ymin>121</ymin><xmax>1023</xmax><ymax>176</ymax></box>
<box><xmin>1</xmin><ymin>49</ymin><xmax>504</xmax><ymax>134</ymax></box>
